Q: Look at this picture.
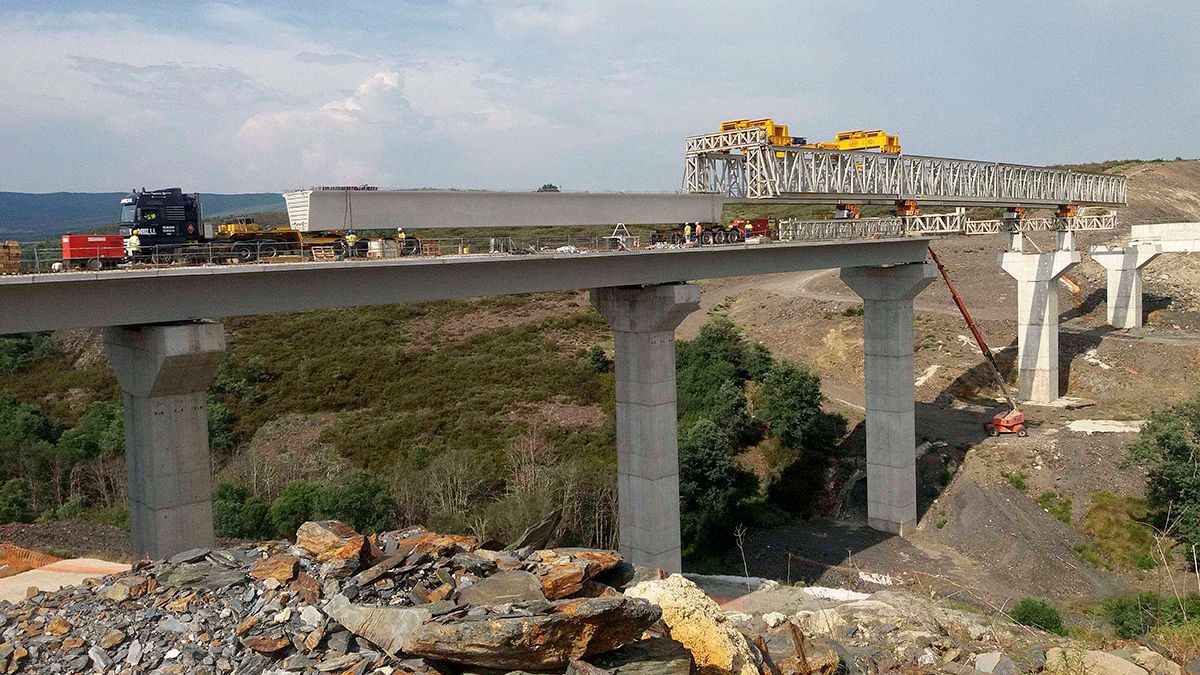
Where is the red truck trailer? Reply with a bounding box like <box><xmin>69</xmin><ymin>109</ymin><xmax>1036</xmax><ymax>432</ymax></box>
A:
<box><xmin>61</xmin><ymin>234</ymin><xmax>125</xmax><ymax>270</ymax></box>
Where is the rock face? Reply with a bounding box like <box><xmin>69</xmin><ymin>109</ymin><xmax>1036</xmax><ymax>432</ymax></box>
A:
<box><xmin>625</xmin><ymin>574</ymin><xmax>759</xmax><ymax>675</ymax></box>
<box><xmin>403</xmin><ymin>596</ymin><xmax>660</xmax><ymax>669</ymax></box>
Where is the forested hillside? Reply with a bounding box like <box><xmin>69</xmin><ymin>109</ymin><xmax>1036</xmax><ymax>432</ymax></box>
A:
<box><xmin>0</xmin><ymin>191</ymin><xmax>284</xmax><ymax>240</ymax></box>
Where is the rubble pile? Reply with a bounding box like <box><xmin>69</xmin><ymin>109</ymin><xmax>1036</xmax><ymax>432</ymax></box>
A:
<box><xmin>0</xmin><ymin>521</ymin><xmax>687</xmax><ymax>674</ymax></box>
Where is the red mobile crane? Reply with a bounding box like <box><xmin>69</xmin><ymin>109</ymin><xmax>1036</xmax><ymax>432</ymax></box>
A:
<box><xmin>927</xmin><ymin>246</ymin><xmax>1028</xmax><ymax>437</ymax></box>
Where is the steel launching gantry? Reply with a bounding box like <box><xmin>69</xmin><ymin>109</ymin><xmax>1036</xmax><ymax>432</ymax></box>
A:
<box><xmin>683</xmin><ymin>126</ymin><xmax>1127</xmax><ymax>207</ymax></box>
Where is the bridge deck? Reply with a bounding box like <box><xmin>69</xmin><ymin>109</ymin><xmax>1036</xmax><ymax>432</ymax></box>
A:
<box><xmin>0</xmin><ymin>238</ymin><xmax>930</xmax><ymax>334</ymax></box>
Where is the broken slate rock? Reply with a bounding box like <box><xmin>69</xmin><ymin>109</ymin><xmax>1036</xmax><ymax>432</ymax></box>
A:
<box><xmin>456</xmin><ymin>570</ymin><xmax>546</xmax><ymax>606</ymax></box>
<box><xmin>159</xmin><ymin>561</ymin><xmax>246</xmax><ymax>590</ymax></box>
<box><xmin>586</xmin><ymin>637</ymin><xmax>694</xmax><ymax>675</ymax></box>
<box><xmin>297</xmin><ymin>521</ymin><xmax>367</xmax><ymax>563</ymax></box>
<box><xmin>402</xmin><ymin>596</ymin><xmax>661</xmax><ymax>670</ymax></box>
<box><xmin>324</xmin><ymin>593</ymin><xmax>432</xmax><ymax>657</ymax></box>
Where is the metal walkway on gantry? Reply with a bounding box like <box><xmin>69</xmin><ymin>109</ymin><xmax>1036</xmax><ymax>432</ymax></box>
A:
<box><xmin>683</xmin><ymin>127</ymin><xmax>1128</xmax><ymax>207</ymax></box>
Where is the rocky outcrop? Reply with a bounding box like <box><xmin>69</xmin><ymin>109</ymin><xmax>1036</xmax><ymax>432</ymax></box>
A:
<box><xmin>1046</xmin><ymin>647</ymin><xmax>1150</xmax><ymax>674</ymax></box>
<box><xmin>403</xmin><ymin>596</ymin><xmax>661</xmax><ymax>669</ymax></box>
<box><xmin>625</xmin><ymin>574</ymin><xmax>759</xmax><ymax>675</ymax></box>
<box><xmin>0</xmin><ymin>521</ymin><xmax>671</xmax><ymax>673</ymax></box>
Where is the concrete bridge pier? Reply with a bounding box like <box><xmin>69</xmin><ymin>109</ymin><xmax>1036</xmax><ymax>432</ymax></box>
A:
<box><xmin>1091</xmin><ymin>245</ymin><xmax>1160</xmax><ymax>329</ymax></box>
<box><xmin>999</xmin><ymin>251</ymin><xmax>1080</xmax><ymax>403</ymax></box>
<box><xmin>591</xmin><ymin>284</ymin><xmax>700</xmax><ymax>573</ymax></box>
<box><xmin>841</xmin><ymin>263</ymin><xmax>937</xmax><ymax>535</ymax></box>
<box><xmin>103</xmin><ymin>321</ymin><xmax>226</xmax><ymax>560</ymax></box>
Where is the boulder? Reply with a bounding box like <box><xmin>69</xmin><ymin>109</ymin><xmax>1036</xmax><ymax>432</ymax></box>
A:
<box><xmin>296</xmin><ymin>521</ymin><xmax>366</xmax><ymax>563</ymax></box>
<box><xmin>250</xmin><ymin>554</ymin><xmax>298</xmax><ymax>582</ymax></box>
<box><xmin>323</xmin><ymin>594</ymin><xmax>432</xmax><ymax>657</ymax></box>
<box><xmin>625</xmin><ymin>574</ymin><xmax>759</xmax><ymax>675</ymax></box>
<box><xmin>1127</xmin><ymin>647</ymin><xmax>1183</xmax><ymax>675</ymax></box>
<box><xmin>402</xmin><ymin>596</ymin><xmax>660</xmax><ymax>669</ymax></box>
<box><xmin>102</xmin><ymin>576</ymin><xmax>148</xmax><ymax>602</ymax></box>
<box><xmin>1046</xmin><ymin>647</ymin><xmax>1149</xmax><ymax>675</ymax></box>
<box><xmin>539</xmin><ymin>559</ymin><xmax>590</xmax><ymax>600</ymax></box>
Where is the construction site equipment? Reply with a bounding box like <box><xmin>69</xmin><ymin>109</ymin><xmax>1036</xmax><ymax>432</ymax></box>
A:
<box><xmin>119</xmin><ymin>188</ymin><xmax>420</xmax><ymax>262</ymax></box>
<box><xmin>805</xmin><ymin>129</ymin><xmax>901</xmax><ymax>154</ymax></box>
<box><xmin>649</xmin><ymin>218</ymin><xmax>773</xmax><ymax>246</ymax></box>
<box><xmin>683</xmin><ymin>125</ymin><xmax>1128</xmax><ymax>206</ymax></box>
<box><xmin>61</xmin><ymin>234</ymin><xmax>125</xmax><ymax>270</ymax></box>
<box><xmin>719</xmin><ymin>118</ymin><xmax>806</xmax><ymax>146</ymax></box>
<box><xmin>927</xmin><ymin>245</ymin><xmax>1027</xmax><ymax>437</ymax></box>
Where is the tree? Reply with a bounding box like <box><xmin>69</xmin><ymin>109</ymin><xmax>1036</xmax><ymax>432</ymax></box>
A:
<box><xmin>212</xmin><ymin>483</ymin><xmax>274</xmax><ymax>539</ymax></box>
<box><xmin>315</xmin><ymin>471</ymin><xmax>397</xmax><ymax>534</ymax></box>
<box><xmin>536</xmin><ymin>184</ymin><xmax>560</xmax><ymax>192</ymax></box>
<box><xmin>0</xmin><ymin>333</ymin><xmax>55</xmax><ymax>374</ymax></box>
<box><xmin>270</xmin><ymin>480</ymin><xmax>320</xmax><ymax>538</ymax></box>
<box><xmin>585</xmin><ymin>346</ymin><xmax>612</xmax><ymax>373</ymax></box>
<box><xmin>1125</xmin><ymin>396</ymin><xmax>1200</xmax><ymax>545</ymax></box>
<box><xmin>676</xmin><ymin>318</ymin><xmax>772</xmax><ymax>422</ymax></box>
<box><xmin>0</xmin><ymin>478</ymin><xmax>33</xmax><ymax>524</ymax></box>
<box><xmin>678</xmin><ymin>419</ymin><xmax>758</xmax><ymax>557</ymax></box>
<box><xmin>758</xmin><ymin>361</ymin><xmax>845</xmax><ymax>450</ymax></box>
<box><xmin>56</xmin><ymin>401</ymin><xmax>123</xmax><ymax>463</ymax></box>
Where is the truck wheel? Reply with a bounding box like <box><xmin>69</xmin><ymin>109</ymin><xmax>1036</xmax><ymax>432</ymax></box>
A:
<box><xmin>987</xmin><ymin>426</ymin><xmax>999</xmax><ymax>437</ymax></box>
<box><xmin>700</xmin><ymin>231</ymin><xmax>714</xmax><ymax>245</ymax></box>
<box><xmin>232</xmin><ymin>244</ymin><xmax>256</xmax><ymax>261</ymax></box>
<box><xmin>727</xmin><ymin>229</ymin><xmax>742</xmax><ymax>243</ymax></box>
<box><xmin>400</xmin><ymin>239</ymin><xmax>420</xmax><ymax>256</ymax></box>
<box><xmin>714</xmin><ymin>231</ymin><xmax>727</xmax><ymax>244</ymax></box>
<box><xmin>86</xmin><ymin>258</ymin><xmax>103</xmax><ymax>271</ymax></box>
<box><xmin>669</xmin><ymin>233</ymin><xmax>682</xmax><ymax>245</ymax></box>
<box><xmin>258</xmin><ymin>244</ymin><xmax>279</xmax><ymax>259</ymax></box>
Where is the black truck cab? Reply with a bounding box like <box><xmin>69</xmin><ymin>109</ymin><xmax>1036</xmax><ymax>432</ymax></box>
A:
<box><xmin>119</xmin><ymin>188</ymin><xmax>204</xmax><ymax>246</ymax></box>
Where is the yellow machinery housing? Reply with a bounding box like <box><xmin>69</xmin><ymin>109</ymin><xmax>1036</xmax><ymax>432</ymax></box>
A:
<box><xmin>720</xmin><ymin>118</ymin><xmax>802</xmax><ymax>146</ymax></box>
<box><xmin>808</xmin><ymin>129</ymin><xmax>901</xmax><ymax>154</ymax></box>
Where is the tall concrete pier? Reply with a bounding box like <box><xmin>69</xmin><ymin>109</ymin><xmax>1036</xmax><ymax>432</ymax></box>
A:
<box><xmin>104</xmin><ymin>322</ymin><xmax>226</xmax><ymax>560</ymax></box>
<box><xmin>999</xmin><ymin>251</ymin><xmax>1080</xmax><ymax>403</ymax></box>
<box><xmin>1091</xmin><ymin>245</ymin><xmax>1160</xmax><ymax>329</ymax></box>
<box><xmin>591</xmin><ymin>284</ymin><xmax>700</xmax><ymax>572</ymax></box>
<box><xmin>841</xmin><ymin>263</ymin><xmax>937</xmax><ymax>535</ymax></box>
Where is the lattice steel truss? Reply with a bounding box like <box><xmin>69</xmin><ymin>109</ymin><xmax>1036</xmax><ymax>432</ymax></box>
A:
<box><xmin>684</xmin><ymin>128</ymin><xmax>1127</xmax><ymax>207</ymax></box>
<box><xmin>777</xmin><ymin>212</ymin><xmax>1116</xmax><ymax>242</ymax></box>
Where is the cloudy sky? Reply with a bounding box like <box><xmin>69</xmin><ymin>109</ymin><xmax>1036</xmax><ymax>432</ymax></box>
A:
<box><xmin>1</xmin><ymin>1</ymin><xmax>1197</xmax><ymax>193</ymax></box>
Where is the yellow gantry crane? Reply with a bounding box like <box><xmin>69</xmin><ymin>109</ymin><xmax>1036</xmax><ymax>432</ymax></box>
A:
<box><xmin>719</xmin><ymin>119</ymin><xmax>901</xmax><ymax>154</ymax></box>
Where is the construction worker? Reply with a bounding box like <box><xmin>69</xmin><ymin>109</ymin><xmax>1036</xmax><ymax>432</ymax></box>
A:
<box><xmin>396</xmin><ymin>227</ymin><xmax>407</xmax><ymax>241</ymax></box>
<box><xmin>127</xmin><ymin>229</ymin><xmax>141</xmax><ymax>258</ymax></box>
<box><xmin>683</xmin><ymin>223</ymin><xmax>693</xmax><ymax>244</ymax></box>
<box><xmin>344</xmin><ymin>229</ymin><xmax>359</xmax><ymax>257</ymax></box>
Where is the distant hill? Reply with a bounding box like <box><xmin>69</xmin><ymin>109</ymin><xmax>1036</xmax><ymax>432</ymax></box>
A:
<box><xmin>0</xmin><ymin>191</ymin><xmax>285</xmax><ymax>241</ymax></box>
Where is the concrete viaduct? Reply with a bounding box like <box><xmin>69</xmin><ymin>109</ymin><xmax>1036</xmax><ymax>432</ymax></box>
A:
<box><xmin>8</xmin><ymin>186</ymin><xmax>1179</xmax><ymax>571</ymax></box>
<box><xmin>3</xmin><ymin>222</ymin><xmax>935</xmax><ymax>570</ymax></box>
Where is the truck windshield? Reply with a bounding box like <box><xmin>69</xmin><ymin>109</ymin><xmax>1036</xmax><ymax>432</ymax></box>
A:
<box><xmin>120</xmin><ymin>205</ymin><xmax>136</xmax><ymax>223</ymax></box>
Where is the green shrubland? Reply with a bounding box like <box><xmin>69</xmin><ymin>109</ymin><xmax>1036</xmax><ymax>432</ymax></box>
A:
<box><xmin>0</xmin><ymin>296</ymin><xmax>842</xmax><ymax>573</ymax></box>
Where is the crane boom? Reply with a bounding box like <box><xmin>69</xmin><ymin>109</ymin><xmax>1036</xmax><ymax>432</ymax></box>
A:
<box><xmin>927</xmin><ymin>245</ymin><xmax>1019</xmax><ymax>413</ymax></box>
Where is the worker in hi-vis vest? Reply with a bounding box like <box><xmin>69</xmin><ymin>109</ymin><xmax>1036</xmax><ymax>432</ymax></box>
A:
<box><xmin>345</xmin><ymin>230</ymin><xmax>359</xmax><ymax>256</ymax></box>
<box><xmin>127</xmin><ymin>230</ymin><xmax>141</xmax><ymax>257</ymax></box>
<box><xmin>683</xmin><ymin>223</ymin><xmax>693</xmax><ymax>243</ymax></box>
<box><xmin>396</xmin><ymin>227</ymin><xmax>407</xmax><ymax>241</ymax></box>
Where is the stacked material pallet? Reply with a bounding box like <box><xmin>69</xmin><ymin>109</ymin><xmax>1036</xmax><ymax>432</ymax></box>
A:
<box><xmin>0</xmin><ymin>241</ymin><xmax>20</xmax><ymax>274</ymax></box>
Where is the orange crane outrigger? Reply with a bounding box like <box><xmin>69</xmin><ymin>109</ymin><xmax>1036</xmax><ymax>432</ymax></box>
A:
<box><xmin>927</xmin><ymin>246</ymin><xmax>1028</xmax><ymax>437</ymax></box>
